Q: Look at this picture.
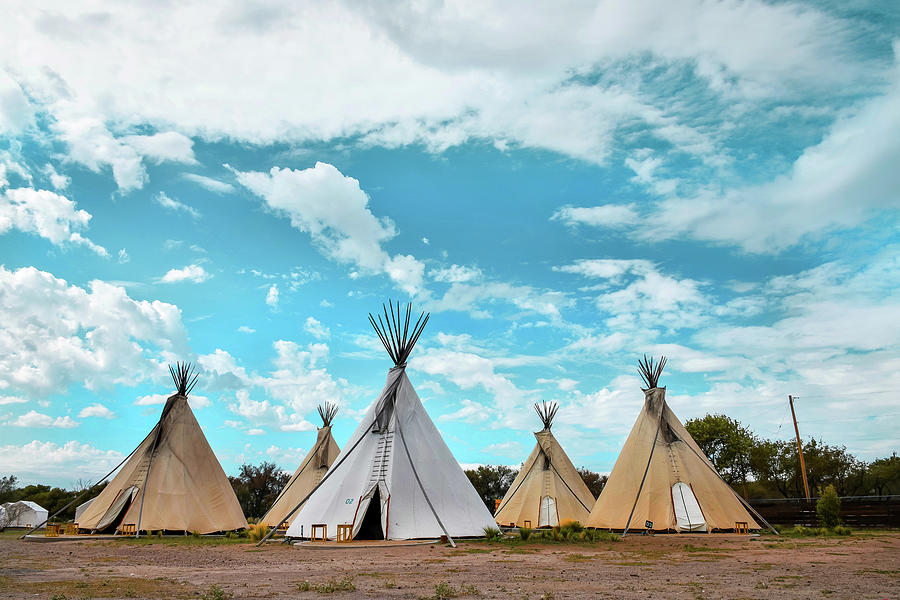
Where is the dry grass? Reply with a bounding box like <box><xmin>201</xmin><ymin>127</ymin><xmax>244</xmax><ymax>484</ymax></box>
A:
<box><xmin>0</xmin><ymin>575</ymin><xmax>199</xmax><ymax>599</ymax></box>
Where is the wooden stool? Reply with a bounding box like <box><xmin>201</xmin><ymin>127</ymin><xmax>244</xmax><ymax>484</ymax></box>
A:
<box><xmin>336</xmin><ymin>524</ymin><xmax>352</xmax><ymax>542</ymax></box>
<box><xmin>64</xmin><ymin>524</ymin><xmax>78</xmax><ymax>535</ymax></box>
<box><xmin>735</xmin><ymin>521</ymin><xmax>749</xmax><ymax>534</ymax></box>
<box><xmin>523</xmin><ymin>520</ymin><xmax>531</xmax><ymax>528</ymax></box>
<box><xmin>45</xmin><ymin>524</ymin><xmax>60</xmax><ymax>537</ymax></box>
<box><xmin>311</xmin><ymin>523</ymin><xmax>327</xmax><ymax>541</ymax></box>
<box><xmin>119</xmin><ymin>523</ymin><xmax>137</xmax><ymax>535</ymax></box>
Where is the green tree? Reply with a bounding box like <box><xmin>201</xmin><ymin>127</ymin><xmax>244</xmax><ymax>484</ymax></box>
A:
<box><xmin>867</xmin><ymin>453</ymin><xmax>900</xmax><ymax>495</ymax></box>
<box><xmin>0</xmin><ymin>475</ymin><xmax>18</xmax><ymax>503</ymax></box>
<box><xmin>576</xmin><ymin>467</ymin><xmax>607</xmax><ymax>498</ymax></box>
<box><xmin>684</xmin><ymin>414</ymin><xmax>755</xmax><ymax>492</ymax></box>
<box><xmin>464</xmin><ymin>465</ymin><xmax>517</xmax><ymax>512</ymax></box>
<box><xmin>228</xmin><ymin>462</ymin><xmax>290</xmax><ymax>519</ymax></box>
<box><xmin>816</xmin><ymin>484</ymin><xmax>841</xmax><ymax>528</ymax></box>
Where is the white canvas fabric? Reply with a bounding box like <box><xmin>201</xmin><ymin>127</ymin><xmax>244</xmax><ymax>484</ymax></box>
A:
<box><xmin>74</xmin><ymin>498</ymin><xmax>94</xmax><ymax>522</ymax></box>
<box><xmin>286</xmin><ymin>366</ymin><xmax>495</xmax><ymax>540</ymax></box>
<box><xmin>1</xmin><ymin>500</ymin><xmax>48</xmax><ymax>528</ymax></box>
<box><xmin>672</xmin><ymin>482</ymin><xmax>706</xmax><ymax>531</ymax></box>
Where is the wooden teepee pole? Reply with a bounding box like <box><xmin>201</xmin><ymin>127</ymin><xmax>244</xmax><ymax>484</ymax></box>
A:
<box><xmin>789</xmin><ymin>395</ymin><xmax>811</xmax><ymax>500</ymax></box>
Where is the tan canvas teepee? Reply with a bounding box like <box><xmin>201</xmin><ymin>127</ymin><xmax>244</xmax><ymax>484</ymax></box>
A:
<box><xmin>261</xmin><ymin>403</ymin><xmax>341</xmax><ymax>528</ymax></box>
<box><xmin>494</xmin><ymin>402</ymin><xmax>595</xmax><ymax>528</ymax></box>
<box><xmin>77</xmin><ymin>363</ymin><xmax>247</xmax><ymax>535</ymax></box>
<box><xmin>587</xmin><ymin>356</ymin><xmax>766</xmax><ymax>533</ymax></box>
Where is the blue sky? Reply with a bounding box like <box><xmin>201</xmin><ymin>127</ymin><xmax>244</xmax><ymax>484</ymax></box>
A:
<box><xmin>1</xmin><ymin>1</ymin><xmax>898</xmax><ymax>487</ymax></box>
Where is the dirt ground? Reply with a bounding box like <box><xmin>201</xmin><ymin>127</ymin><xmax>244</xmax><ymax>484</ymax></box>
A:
<box><xmin>0</xmin><ymin>531</ymin><xmax>898</xmax><ymax>599</ymax></box>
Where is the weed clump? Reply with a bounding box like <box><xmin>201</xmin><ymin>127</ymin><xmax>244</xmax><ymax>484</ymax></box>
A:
<box><xmin>248</xmin><ymin>523</ymin><xmax>270</xmax><ymax>543</ymax></box>
<box><xmin>482</xmin><ymin>526</ymin><xmax>501</xmax><ymax>541</ymax></box>
<box><xmin>518</xmin><ymin>526</ymin><xmax>532</xmax><ymax>541</ymax></box>
<box><xmin>199</xmin><ymin>585</ymin><xmax>232</xmax><ymax>600</ymax></box>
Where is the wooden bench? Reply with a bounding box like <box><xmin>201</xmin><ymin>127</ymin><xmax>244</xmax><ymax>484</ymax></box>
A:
<box><xmin>735</xmin><ymin>521</ymin><xmax>749</xmax><ymax>534</ymax></box>
<box><xmin>310</xmin><ymin>523</ymin><xmax>327</xmax><ymax>541</ymax></box>
<box><xmin>118</xmin><ymin>523</ymin><xmax>137</xmax><ymax>535</ymax></box>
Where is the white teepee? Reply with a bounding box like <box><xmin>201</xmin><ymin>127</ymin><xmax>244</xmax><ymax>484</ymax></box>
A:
<box><xmin>285</xmin><ymin>302</ymin><xmax>495</xmax><ymax>541</ymax></box>
<box><xmin>77</xmin><ymin>363</ymin><xmax>247</xmax><ymax>535</ymax></box>
<box><xmin>261</xmin><ymin>403</ymin><xmax>341</xmax><ymax>528</ymax></box>
<box><xmin>494</xmin><ymin>402</ymin><xmax>595</xmax><ymax>528</ymax></box>
<box><xmin>587</xmin><ymin>356</ymin><xmax>772</xmax><ymax>533</ymax></box>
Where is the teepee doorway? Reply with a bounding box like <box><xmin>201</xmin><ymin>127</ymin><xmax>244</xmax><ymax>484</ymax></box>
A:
<box><xmin>355</xmin><ymin>487</ymin><xmax>386</xmax><ymax>540</ymax></box>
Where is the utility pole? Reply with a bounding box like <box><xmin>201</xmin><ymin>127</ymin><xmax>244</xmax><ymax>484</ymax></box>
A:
<box><xmin>789</xmin><ymin>395</ymin><xmax>811</xmax><ymax>500</ymax></box>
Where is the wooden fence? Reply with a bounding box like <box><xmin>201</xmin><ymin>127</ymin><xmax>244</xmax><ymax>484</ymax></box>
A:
<box><xmin>749</xmin><ymin>495</ymin><xmax>900</xmax><ymax>528</ymax></box>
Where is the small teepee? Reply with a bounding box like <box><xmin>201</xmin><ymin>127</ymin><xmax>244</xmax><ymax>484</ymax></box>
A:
<box><xmin>284</xmin><ymin>302</ymin><xmax>496</xmax><ymax>542</ymax></box>
<box><xmin>494</xmin><ymin>401</ymin><xmax>595</xmax><ymax>528</ymax></box>
<box><xmin>586</xmin><ymin>356</ymin><xmax>771</xmax><ymax>533</ymax></box>
<box><xmin>77</xmin><ymin>363</ymin><xmax>247</xmax><ymax>534</ymax></box>
<box><xmin>261</xmin><ymin>403</ymin><xmax>341</xmax><ymax>528</ymax></box>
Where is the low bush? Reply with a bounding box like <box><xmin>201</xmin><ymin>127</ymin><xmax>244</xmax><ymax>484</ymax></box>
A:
<box><xmin>817</xmin><ymin>485</ymin><xmax>842</xmax><ymax>529</ymax></box>
<box><xmin>482</xmin><ymin>526</ymin><xmax>501</xmax><ymax>540</ymax></box>
<box><xmin>199</xmin><ymin>585</ymin><xmax>232</xmax><ymax>600</ymax></box>
<box><xmin>247</xmin><ymin>523</ymin><xmax>270</xmax><ymax>543</ymax></box>
<box><xmin>518</xmin><ymin>527</ymin><xmax>532</xmax><ymax>541</ymax></box>
<box><xmin>833</xmin><ymin>525</ymin><xmax>852</xmax><ymax>536</ymax></box>
<box><xmin>297</xmin><ymin>577</ymin><xmax>355</xmax><ymax>593</ymax></box>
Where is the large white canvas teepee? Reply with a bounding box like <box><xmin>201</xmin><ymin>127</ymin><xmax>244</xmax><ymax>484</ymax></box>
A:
<box><xmin>494</xmin><ymin>402</ymin><xmax>595</xmax><ymax>528</ymax></box>
<box><xmin>261</xmin><ymin>403</ymin><xmax>340</xmax><ymax>528</ymax></box>
<box><xmin>284</xmin><ymin>302</ymin><xmax>495</xmax><ymax>541</ymax></box>
<box><xmin>77</xmin><ymin>363</ymin><xmax>247</xmax><ymax>535</ymax></box>
<box><xmin>587</xmin><ymin>356</ymin><xmax>770</xmax><ymax>533</ymax></box>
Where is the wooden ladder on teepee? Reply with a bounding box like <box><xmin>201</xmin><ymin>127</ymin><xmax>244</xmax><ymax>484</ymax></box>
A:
<box><xmin>368</xmin><ymin>431</ymin><xmax>393</xmax><ymax>486</ymax></box>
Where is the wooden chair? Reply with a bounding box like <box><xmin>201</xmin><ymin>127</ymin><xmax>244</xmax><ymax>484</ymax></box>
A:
<box><xmin>336</xmin><ymin>524</ymin><xmax>352</xmax><ymax>542</ymax></box>
<box><xmin>119</xmin><ymin>523</ymin><xmax>137</xmax><ymax>536</ymax></box>
<box><xmin>45</xmin><ymin>524</ymin><xmax>60</xmax><ymax>537</ymax></box>
<box><xmin>64</xmin><ymin>524</ymin><xmax>78</xmax><ymax>535</ymax></box>
<box><xmin>735</xmin><ymin>521</ymin><xmax>749</xmax><ymax>534</ymax></box>
<box><xmin>311</xmin><ymin>523</ymin><xmax>327</xmax><ymax>541</ymax></box>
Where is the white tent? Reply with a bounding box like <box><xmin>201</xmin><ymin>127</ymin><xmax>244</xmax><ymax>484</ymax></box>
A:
<box><xmin>285</xmin><ymin>302</ymin><xmax>495</xmax><ymax>542</ymax></box>
<box><xmin>1</xmin><ymin>500</ymin><xmax>48</xmax><ymax>528</ymax></box>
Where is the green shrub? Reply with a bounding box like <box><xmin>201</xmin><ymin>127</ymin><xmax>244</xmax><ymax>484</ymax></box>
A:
<box><xmin>560</xmin><ymin>519</ymin><xmax>584</xmax><ymax>533</ymax></box>
<box><xmin>833</xmin><ymin>525</ymin><xmax>852</xmax><ymax>536</ymax></box>
<box><xmin>518</xmin><ymin>527</ymin><xmax>532</xmax><ymax>541</ymax></box>
<box><xmin>482</xmin><ymin>526</ymin><xmax>501</xmax><ymax>540</ymax></box>
<box><xmin>191</xmin><ymin>530</ymin><xmax>201</xmax><ymax>539</ymax></box>
<box><xmin>297</xmin><ymin>577</ymin><xmax>355</xmax><ymax>593</ymax></box>
<box><xmin>199</xmin><ymin>585</ymin><xmax>232</xmax><ymax>600</ymax></box>
<box><xmin>431</xmin><ymin>582</ymin><xmax>458</xmax><ymax>599</ymax></box>
<box><xmin>817</xmin><ymin>485</ymin><xmax>842</xmax><ymax>529</ymax></box>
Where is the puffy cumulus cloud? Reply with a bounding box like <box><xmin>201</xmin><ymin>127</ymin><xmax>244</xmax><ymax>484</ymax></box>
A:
<box><xmin>198</xmin><ymin>341</ymin><xmax>345</xmax><ymax>432</ymax></box>
<box><xmin>237</xmin><ymin>325</ymin><xmax>255</xmax><ymax>334</ymax></box>
<box><xmin>429</xmin><ymin>264</ymin><xmax>483</xmax><ymax>284</ymax></box>
<box><xmin>77</xmin><ymin>402</ymin><xmax>115</xmax><ymax>419</ymax></box>
<box><xmin>553</xmin><ymin>259</ymin><xmax>653</xmax><ymax>282</ymax></box>
<box><xmin>154</xmin><ymin>191</ymin><xmax>200</xmax><ymax>218</ymax></box>
<box><xmin>121</xmin><ymin>131</ymin><xmax>196</xmax><ymax>165</ymax></box>
<box><xmin>0</xmin><ymin>266</ymin><xmax>187</xmax><ymax>397</ymax></box>
<box><xmin>551</xmin><ymin>204</ymin><xmax>640</xmax><ymax>229</ymax></box>
<box><xmin>7</xmin><ymin>410</ymin><xmax>79</xmax><ymax>428</ymax></box>
<box><xmin>304</xmin><ymin>317</ymin><xmax>330</xmax><ymax>340</ymax></box>
<box><xmin>159</xmin><ymin>264</ymin><xmax>210</xmax><ymax>283</ymax></box>
<box><xmin>481</xmin><ymin>440</ymin><xmax>524</xmax><ymax>459</ymax></box>
<box><xmin>0</xmin><ymin>395</ymin><xmax>27</xmax><ymax>405</ymax></box>
<box><xmin>437</xmin><ymin>399</ymin><xmax>487</xmax><ymax>424</ymax></box>
<box><xmin>0</xmin><ymin>440</ymin><xmax>125</xmax><ymax>486</ymax></box>
<box><xmin>0</xmin><ymin>187</ymin><xmax>108</xmax><ymax>256</ymax></box>
<box><xmin>234</xmin><ymin>162</ymin><xmax>425</xmax><ymax>294</ymax></box>
<box><xmin>41</xmin><ymin>163</ymin><xmax>70</xmax><ymax>191</ymax></box>
<box><xmin>0</xmin><ymin>69</ymin><xmax>34</xmax><ymax>134</ymax></box>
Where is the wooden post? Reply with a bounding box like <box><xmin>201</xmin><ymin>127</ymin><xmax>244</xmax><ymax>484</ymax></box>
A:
<box><xmin>789</xmin><ymin>395</ymin><xmax>811</xmax><ymax>500</ymax></box>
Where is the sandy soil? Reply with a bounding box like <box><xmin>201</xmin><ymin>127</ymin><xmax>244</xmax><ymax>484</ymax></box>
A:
<box><xmin>1</xmin><ymin>531</ymin><xmax>898</xmax><ymax>599</ymax></box>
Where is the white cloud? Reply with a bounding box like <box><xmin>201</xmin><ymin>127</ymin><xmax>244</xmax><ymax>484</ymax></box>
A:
<box><xmin>0</xmin><ymin>396</ymin><xmax>27</xmax><ymax>405</ymax></box>
<box><xmin>430</xmin><ymin>264</ymin><xmax>483</xmax><ymax>283</ymax></box>
<box><xmin>77</xmin><ymin>403</ymin><xmax>115</xmax><ymax>419</ymax></box>
<box><xmin>154</xmin><ymin>191</ymin><xmax>200</xmax><ymax>218</ymax></box>
<box><xmin>134</xmin><ymin>393</ymin><xmax>210</xmax><ymax>410</ymax></box>
<box><xmin>0</xmin><ymin>187</ymin><xmax>108</xmax><ymax>256</ymax></box>
<box><xmin>160</xmin><ymin>264</ymin><xmax>210</xmax><ymax>284</ymax></box>
<box><xmin>304</xmin><ymin>317</ymin><xmax>330</xmax><ymax>340</ymax></box>
<box><xmin>265</xmin><ymin>284</ymin><xmax>279</xmax><ymax>309</ymax></box>
<box><xmin>235</xmin><ymin>162</ymin><xmax>425</xmax><ymax>294</ymax></box>
<box><xmin>117</xmin><ymin>248</ymin><xmax>129</xmax><ymax>263</ymax></box>
<box><xmin>437</xmin><ymin>399</ymin><xmax>488</xmax><ymax>424</ymax></box>
<box><xmin>121</xmin><ymin>131</ymin><xmax>196</xmax><ymax>165</ymax></box>
<box><xmin>429</xmin><ymin>281</ymin><xmax>570</xmax><ymax>321</ymax></box>
<box><xmin>0</xmin><ymin>69</ymin><xmax>34</xmax><ymax>134</ymax></box>
<box><xmin>183</xmin><ymin>173</ymin><xmax>235</xmax><ymax>194</ymax></box>
<box><xmin>536</xmin><ymin>377</ymin><xmax>578</xmax><ymax>391</ymax></box>
<box><xmin>0</xmin><ymin>265</ymin><xmax>187</xmax><ymax>397</ymax></box>
<box><xmin>7</xmin><ymin>410</ymin><xmax>79</xmax><ymax>428</ymax></box>
<box><xmin>553</xmin><ymin>259</ymin><xmax>653</xmax><ymax>281</ymax></box>
<box><xmin>247</xmin><ymin>428</ymin><xmax>265</xmax><ymax>436</ymax></box>
<box><xmin>41</xmin><ymin>163</ymin><xmax>70</xmax><ymax>190</ymax></box>
<box><xmin>237</xmin><ymin>325</ymin><xmax>256</xmax><ymax>334</ymax></box>
<box><xmin>0</xmin><ymin>440</ymin><xmax>125</xmax><ymax>486</ymax></box>
<box><xmin>551</xmin><ymin>204</ymin><xmax>640</xmax><ymax>228</ymax></box>
<box><xmin>481</xmin><ymin>440</ymin><xmax>524</xmax><ymax>459</ymax></box>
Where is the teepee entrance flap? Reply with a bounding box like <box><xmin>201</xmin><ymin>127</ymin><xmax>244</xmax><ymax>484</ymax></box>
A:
<box><xmin>672</xmin><ymin>482</ymin><xmax>706</xmax><ymax>532</ymax></box>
